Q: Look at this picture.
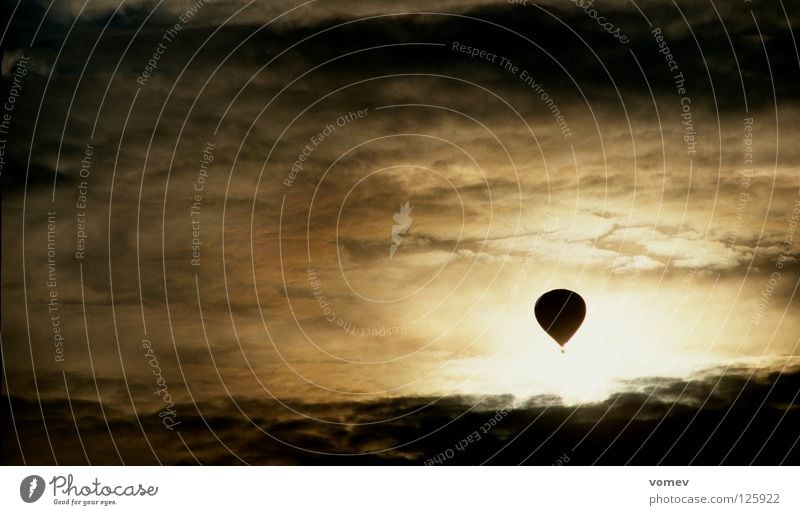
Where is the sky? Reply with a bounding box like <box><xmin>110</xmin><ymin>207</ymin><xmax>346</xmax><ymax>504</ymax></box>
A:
<box><xmin>2</xmin><ymin>0</ymin><xmax>799</xmax><ymax>465</ymax></box>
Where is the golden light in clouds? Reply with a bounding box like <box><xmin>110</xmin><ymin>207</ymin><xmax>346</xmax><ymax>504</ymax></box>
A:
<box><xmin>290</xmin><ymin>238</ymin><xmax>796</xmax><ymax>403</ymax></box>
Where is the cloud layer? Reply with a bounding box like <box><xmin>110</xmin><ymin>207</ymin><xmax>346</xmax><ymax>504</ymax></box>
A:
<box><xmin>2</xmin><ymin>0</ymin><xmax>799</xmax><ymax>465</ymax></box>
<box><xmin>3</xmin><ymin>365</ymin><xmax>799</xmax><ymax>464</ymax></box>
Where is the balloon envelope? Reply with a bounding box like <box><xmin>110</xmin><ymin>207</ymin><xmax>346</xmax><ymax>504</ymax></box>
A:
<box><xmin>534</xmin><ymin>289</ymin><xmax>586</xmax><ymax>347</ymax></box>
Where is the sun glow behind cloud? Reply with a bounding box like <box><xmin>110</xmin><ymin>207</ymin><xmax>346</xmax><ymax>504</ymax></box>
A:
<box><xmin>339</xmin><ymin>239</ymin><xmax>798</xmax><ymax>406</ymax></box>
<box><xmin>414</xmin><ymin>282</ymin><xmax>723</xmax><ymax>403</ymax></box>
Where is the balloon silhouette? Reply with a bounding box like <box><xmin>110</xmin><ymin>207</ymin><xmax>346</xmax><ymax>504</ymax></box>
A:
<box><xmin>534</xmin><ymin>289</ymin><xmax>586</xmax><ymax>348</ymax></box>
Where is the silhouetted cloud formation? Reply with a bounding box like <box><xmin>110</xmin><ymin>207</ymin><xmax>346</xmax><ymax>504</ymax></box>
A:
<box><xmin>4</xmin><ymin>366</ymin><xmax>798</xmax><ymax>465</ymax></box>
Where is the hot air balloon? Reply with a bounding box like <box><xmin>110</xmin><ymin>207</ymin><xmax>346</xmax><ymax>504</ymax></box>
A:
<box><xmin>534</xmin><ymin>289</ymin><xmax>585</xmax><ymax>349</ymax></box>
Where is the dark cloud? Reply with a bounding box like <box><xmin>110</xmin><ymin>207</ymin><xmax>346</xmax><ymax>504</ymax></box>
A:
<box><xmin>3</xmin><ymin>366</ymin><xmax>799</xmax><ymax>465</ymax></box>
